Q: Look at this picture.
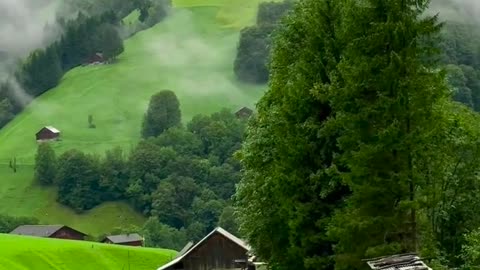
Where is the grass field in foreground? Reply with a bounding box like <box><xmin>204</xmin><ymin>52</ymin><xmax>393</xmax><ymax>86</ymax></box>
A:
<box><xmin>0</xmin><ymin>234</ymin><xmax>176</xmax><ymax>270</ymax></box>
<box><xmin>0</xmin><ymin>1</ymin><xmax>269</xmax><ymax>235</ymax></box>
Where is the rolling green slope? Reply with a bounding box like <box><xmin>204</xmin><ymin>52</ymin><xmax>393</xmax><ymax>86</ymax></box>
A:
<box><xmin>0</xmin><ymin>234</ymin><xmax>176</xmax><ymax>270</ymax></box>
<box><xmin>0</xmin><ymin>1</ymin><xmax>269</xmax><ymax>235</ymax></box>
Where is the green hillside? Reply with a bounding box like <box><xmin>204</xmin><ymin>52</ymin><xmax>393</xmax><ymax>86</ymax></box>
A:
<box><xmin>0</xmin><ymin>1</ymin><xmax>269</xmax><ymax>235</ymax></box>
<box><xmin>0</xmin><ymin>234</ymin><xmax>176</xmax><ymax>270</ymax></box>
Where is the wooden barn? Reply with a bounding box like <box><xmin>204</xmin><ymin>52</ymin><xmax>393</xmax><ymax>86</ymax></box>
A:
<box><xmin>235</xmin><ymin>107</ymin><xmax>253</xmax><ymax>120</ymax></box>
<box><xmin>102</xmin><ymin>233</ymin><xmax>144</xmax><ymax>246</ymax></box>
<box><xmin>10</xmin><ymin>225</ymin><xmax>87</xmax><ymax>241</ymax></box>
<box><xmin>157</xmin><ymin>227</ymin><xmax>263</xmax><ymax>270</ymax></box>
<box><xmin>36</xmin><ymin>126</ymin><xmax>60</xmax><ymax>141</ymax></box>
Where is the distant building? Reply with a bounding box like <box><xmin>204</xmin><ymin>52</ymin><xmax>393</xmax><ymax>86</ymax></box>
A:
<box><xmin>102</xmin><ymin>233</ymin><xmax>144</xmax><ymax>247</ymax></box>
<box><xmin>235</xmin><ymin>107</ymin><xmax>253</xmax><ymax>119</ymax></box>
<box><xmin>157</xmin><ymin>227</ymin><xmax>264</xmax><ymax>270</ymax></box>
<box><xmin>36</xmin><ymin>126</ymin><xmax>60</xmax><ymax>141</ymax></box>
<box><xmin>365</xmin><ymin>253</ymin><xmax>432</xmax><ymax>270</ymax></box>
<box><xmin>10</xmin><ymin>225</ymin><xmax>87</xmax><ymax>241</ymax></box>
<box><xmin>87</xmin><ymin>52</ymin><xmax>105</xmax><ymax>64</ymax></box>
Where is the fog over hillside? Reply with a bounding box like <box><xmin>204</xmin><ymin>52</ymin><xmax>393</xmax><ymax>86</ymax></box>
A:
<box><xmin>0</xmin><ymin>0</ymin><xmax>59</xmax><ymax>57</ymax></box>
<box><xmin>430</xmin><ymin>0</ymin><xmax>480</xmax><ymax>23</ymax></box>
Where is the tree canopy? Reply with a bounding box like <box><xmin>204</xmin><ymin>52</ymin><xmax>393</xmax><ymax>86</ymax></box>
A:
<box><xmin>236</xmin><ymin>0</ymin><xmax>480</xmax><ymax>269</ymax></box>
<box><xmin>142</xmin><ymin>90</ymin><xmax>181</xmax><ymax>138</ymax></box>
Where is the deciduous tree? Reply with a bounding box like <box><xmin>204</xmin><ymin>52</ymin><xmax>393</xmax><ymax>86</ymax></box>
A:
<box><xmin>142</xmin><ymin>90</ymin><xmax>181</xmax><ymax>138</ymax></box>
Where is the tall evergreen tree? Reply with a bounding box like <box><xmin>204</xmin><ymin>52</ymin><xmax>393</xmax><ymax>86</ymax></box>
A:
<box><xmin>324</xmin><ymin>0</ymin><xmax>449</xmax><ymax>268</ymax></box>
<box><xmin>236</xmin><ymin>1</ymin><xmax>347</xmax><ymax>269</ymax></box>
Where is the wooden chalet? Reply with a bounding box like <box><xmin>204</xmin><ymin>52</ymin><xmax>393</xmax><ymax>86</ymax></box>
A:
<box><xmin>102</xmin><ymin>233</ymin><xmax>144</xmax><ymax>246</ymax></box>
<box><xmin>10</xmin><ymin>225</ymin><xmax>87</xmax><ymax>241</ymax></box>
<box><xmin>36</xmin><ymin>126</ymin><xmax>60</xmax><ymax>141</ymax></box>
<box><xmin>235</xmin><ymin>107</ymin><xmax>253</xmax><ymax>120</ymax></box>
<box><xmin>365</xmin><ymin>253</ymin><xmax>432</xmax><ymax>270</ymax></box>
<box><xmin>157</xmin><ymin>227</ymin><xmax>264</xmax><ymax>270</ymax></box>
<box><xmin>87</xmin><ymin>52</ymin><xmax>105</xmax><ymax>64</ymax></box>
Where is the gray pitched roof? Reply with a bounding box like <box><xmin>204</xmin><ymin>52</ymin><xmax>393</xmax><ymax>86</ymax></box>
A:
<box><xmin>366</xmin><ymin>253</ymin><xmax>432</xmax><ymax>270</ymax></box>
<box><xmin>175</xmin><ymin>241</ymin><xmax>194</xmax><ymax>258</ymax></box>
<box><xmin>11</xmin><ymin>225</ymin><xmax>67</xmax><ymax>237</ymax></box>
<box><xmin>104</xmin><ymin>233</ymin><xmax>143</xmax><ymax>244</ymax></box>
<box><xmin>157</xmin><ymin>227</ymin><xmax>250</xmax><ymax>270</ymax></box>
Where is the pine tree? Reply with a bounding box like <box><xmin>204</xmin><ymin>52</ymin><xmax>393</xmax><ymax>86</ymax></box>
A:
<box><xmin>34</xmin><ymin>143</ymin><xmax>57</xmax><ymax>185</ymax></box>
<box><xmin>236</xmin><ymin>1</ymin><xmax>347</xmax><ymax>269</ymax></box>
<box><xmin>325</xmin><ymin>0</ymin><xmax>448</xmax><ymax>268</ymax></box>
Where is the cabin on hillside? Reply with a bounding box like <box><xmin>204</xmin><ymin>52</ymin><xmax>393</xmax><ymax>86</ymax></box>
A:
<box><xmin>365</xmin><ymin>253</ymin><xmax>432</xmax><ymax>270</ymax></box>
<box><xmin>10</xmin><ymin>225</ymin><xmax>87</xmax><ymax>241</ymax></box>
<box><xmin>235</xmin><ymin>107</ymin><xmax>253</xmax><ymax>120</ymax></box>
<box><xmin>87</xmin><ymin>52</ymin><xmax>105</xmax><ymax>64</ymax></box>
<box><xmin>157</xmin><ymin>227</ymin><xmax>265</xmax><ymax>270</ymax></box>
<box><xmin>102</xmin><ymin>233</ymin><xmax>144</xmax><ymax>246</ymax></box>
<box><xmin>36</xmin><ymin>126</ymin><xmax>60</xmax><ymax>142</ymax></box>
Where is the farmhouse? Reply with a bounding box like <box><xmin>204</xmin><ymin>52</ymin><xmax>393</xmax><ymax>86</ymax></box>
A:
<box><xmin>87</xmin><ymin>52</ymin><xmax>105</xmax><ymax>64</ymax></box>
<box><xmin>365</xmin><ymin>253</ymin><xmax>432</xmax><ymax>270</ymax></box>
<box><xmin>157</xmin><ymin>227</ymin><xmax>264</xmax><ymax>270</ymax></box>
<box><xmin>36</xmin><ymin>126</ymin><xmax>60</xmax><ymax>141</ymax></box>
<box><xmin>102</xmin><ymin>233</ymin><xmax>144</xmax><ymax>246</ymax></box>
<box><xmin>235</xmin><ymin>107</ymin><xmax>253</xmax><ymax>119</ymax></box>
<box><xmin>10</xmin><ymin>225</ymin><xmax>87</xmax><ymax>241</ymax></box>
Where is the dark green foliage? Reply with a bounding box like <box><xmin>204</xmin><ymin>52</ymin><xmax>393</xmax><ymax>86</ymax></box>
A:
<box><xmin>234</xmin><ymin>1</ymin><xmax>293</xmax><ymax>84</ymax></box>
<box><xmin>321</xmin><ymin>0</ymin><xmax>451</xmax><ymax>268</ymax></box>
<box><xmin>96</xmin><ymin>24</ymin><xmax>124</xmax><ymax>61</ymax></box>
<box><xmin>34</xmin><ymin>143</ymin><xmax>57</xmax><ymax>185</ymax></box>
<box><xmin>236</xmin><ymin>1</ymin><xmax>345</xmax><ymax>270</ymax></box>
<box><xmin>0</xmin><ymin>214</ymin><xmax>38</xmax><ymax>233</ymax></box>
<box><xmin>218</xmin><ymin>206</ymin><xmax>239</xmax><ymax>236</ymax></box>
<box><xmin>141</xmin><ymin>217</ymin><xmax>187</xmax><ymax>250</ymax></box>
<box><xmin>19</xmin><ymin>46</ymin><xmax>63</xmax><ymax>97</ymax></box>
<box><xmin>151</xmin><ymin>175</ymin><xmax>200</xmax><ymax>228</ymax></box>
<box><xmin>187</xmin><ymin>109</ymin><xmax>245</xmax><ymax>163</ymax></box>
<box><xmin>99</xmin><ymin>147</ymin><xmax>129</xmax><ymax>201</ymax></box>
<box><xmin>56</xmin><ymin>150</ymin><xmax>102</xmax><ymax>212</ymax></box>
<box><xmin>440</xmin><ymin>23</ymin><xmax>480</xmax><ymax>110</ymax></box>
<box><xmin>142</xmin><ymin>90</ymin><xmax>181</xmax><ymax>138</ymax></box>
<box><xmin>234</xmin><ymin>25</ymin><xmax>274</xmax><ymax>84</ymax></box>
<box><xmin>145</xmin><ymin>0</ymin><xmax>171</xmax><ymax>27</ymax></box>
<box><xmin>256</xmin><ymin>1</ymin><xmax>294</xmax><ymax>26</ymax></box>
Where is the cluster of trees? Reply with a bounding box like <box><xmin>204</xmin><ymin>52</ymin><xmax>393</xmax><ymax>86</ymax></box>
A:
<box><xmin>440</xmin><ymin>23</ymin><xmax>480</xmax><ymax>111</ymax></box>
<box><xmin>35</xmin><ymin>90</ymin><xmax>245</xmax><ymax>244</ymax></box>
<box><xmin>236</xmin><ymin>0</ymin><xmax>480</xmax><ymax>270</ymax></box>
<box><xmin>136</xmin><ymin>0</ymin><xmax>171</xmax><ymax>28</ymax></box>
<box><xmin>233</xmin><ymin>1</ymin><xmax>293</xmax><ymax>84</ymax></box>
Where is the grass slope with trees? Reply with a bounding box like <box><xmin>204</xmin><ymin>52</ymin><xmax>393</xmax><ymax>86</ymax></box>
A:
<box><xmin>0</xmin><ymin>234</ymin><xmax>176</xmax><ymax>270</ymax></box>
<box><xmin>0</xmin><ymin>0</ymin><xmax>270</xmax><ymax>236</ymax></box>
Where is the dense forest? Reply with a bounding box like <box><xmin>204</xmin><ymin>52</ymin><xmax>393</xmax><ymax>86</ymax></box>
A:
<box><xmin>33</xmin><ymin>90</ymin><xmax>245</xmax><ymax>248</ymax></box>
<box><xmin>236</xmin><ymin>0</ymin><xmax>480</xmax><ymax>270</ymax></box>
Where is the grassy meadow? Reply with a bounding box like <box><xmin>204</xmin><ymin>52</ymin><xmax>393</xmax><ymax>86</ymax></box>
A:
<box><xmin>0</xmin><ymin>0</ymin><xmax>269</xmax><ymax>235</ymax></box>
<box><xmin>0</xmin><ymin>234</ymin><xmax>176</xmax><ymax>270</ymax></box>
